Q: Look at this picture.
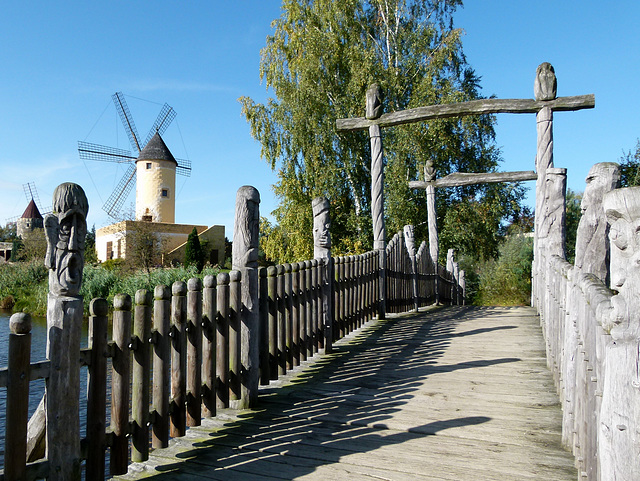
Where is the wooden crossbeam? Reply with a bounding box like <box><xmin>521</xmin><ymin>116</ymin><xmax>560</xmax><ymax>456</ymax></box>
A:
<box><xmin>336</xmin><ymin>95</ymin><xmax>595</xmax><ymax>132</ymax></box>
<box><xmin>409</xmin><ymin>170</ymin><xmax>537</xmax><ymax>189</ymax></box>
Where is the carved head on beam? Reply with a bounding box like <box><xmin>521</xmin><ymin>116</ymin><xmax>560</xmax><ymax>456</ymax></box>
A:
<box><xmin>366</xmin><ymin>83</ymin><xmax>383</xmax><ymax>120</ymax></box>
<box><xmin>44</xmin><ymin>183</ymin><xmax>89</xmax><ymax>297</ymax></box>
<box><xmin>603</xmin><ymin>187</ymin><xmax>640</xmax><ymax>338</ymax></box>
<box><xmin>232</xmin><ymin>186</ymin><xmax>261</xmax><ymax>270</ymax></box>
<box><xmin>534</xmin><ymin>62</ymin><xmax>557</xmax><ymax>101</ymax></box>
<box><xmin>312</xmin><ymin>196</ymin><xmax>331</xmax><ymax>260</ymax></box>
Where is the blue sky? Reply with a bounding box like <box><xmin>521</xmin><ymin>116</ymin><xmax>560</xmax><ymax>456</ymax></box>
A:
<box><xmin>1</xmin><ymin>1</ymin><xmax>638</xmax><ymax>240</ymax></box>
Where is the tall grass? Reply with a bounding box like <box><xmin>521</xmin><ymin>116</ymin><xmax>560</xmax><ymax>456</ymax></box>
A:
<box><xmin>475</xmin><ymin>234</ymin><xmax>533</xmax><ymax>306</ymax></box>
<box><xmin>0</xmin><ymin>261</ymin><xmax>221</xmax><ymax>317</ymax></box>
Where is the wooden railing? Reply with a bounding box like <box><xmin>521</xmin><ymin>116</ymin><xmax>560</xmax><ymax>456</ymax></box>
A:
<box><xmin>0</xmin><ymin>243</ymin><xmax>463</xmax><ymax>480</ymax></box>
<box><xmin>535</xmin><ymin>251</ymin><xmax>638</xmax><ymax>480</ymax></box>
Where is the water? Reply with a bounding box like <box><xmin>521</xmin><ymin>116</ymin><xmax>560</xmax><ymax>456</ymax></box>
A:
<box><xmin>0</xmin><ymin>311</ymin><xmax>89</xmax><ymax>468</ymax></box>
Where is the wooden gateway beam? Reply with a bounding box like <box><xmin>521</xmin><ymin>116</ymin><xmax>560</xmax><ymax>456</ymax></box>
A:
<box><xmin>336</xmin><ymin>94</ymin><xmax>595</xmax><ymax>132</ymax></box>
<box><xmin>409</xmin><ymin>170</ymin><xmax>537</xmax><ymax>189</ymax></box>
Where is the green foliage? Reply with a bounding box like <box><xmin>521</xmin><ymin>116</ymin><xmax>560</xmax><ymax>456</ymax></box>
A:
<box><xmin>85</xmin><ymin>224</ymin><xmax>98</xmax><ymax>265</ymax></box>
<box><xmin>16</xmin><ymin>228</ymin><xmax>47</xmax><ymax>261</ymax></box>
<box><xmin>241</xmin><ymin>0</ymin><xmax>525</xmax><ymax>264</ymax></box>
<box><xmin>564</xmin><ymin>189</ymin><xmax>582</xmax><ymax>264</ymax></box>
<box><xmin>0</xmin><ymin>223</ymin><xmax>17</xmax><ymax>242</ymax></box>
<box><xmin>475</xmin><ymin>233</ymin><xmax>533</xmax><ymax>306</ymax></box>
<box><xmin>619</xmin><ymin>139</ymin><xmax>640</xmax><ymax>187</ymax></box>
<box><xmin>185</xmin><ymin>227</ymin><xmax>205</xmax><ymax>272</ymax></box>
<box><xmin>0</xmin><ymin>259</ymin><xmax>49</xmax><ymax>314</ymax></box>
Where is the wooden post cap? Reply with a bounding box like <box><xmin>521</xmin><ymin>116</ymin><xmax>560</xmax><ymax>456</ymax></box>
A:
<box><xmin>90</xmin><ymin>298</ymin><xmax>109</xmax><ymax>317</ymax></box>
<box><xmin>10</xmin><ymin>312</ymin><xmax>32</xmax><ymax>334</ymax></box>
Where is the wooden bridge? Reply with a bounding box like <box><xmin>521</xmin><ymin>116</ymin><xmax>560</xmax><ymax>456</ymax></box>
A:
<box><xmin>115</xmin><ymin>305</ymin><xmax>576</xmax><ymax>480</ymax></box>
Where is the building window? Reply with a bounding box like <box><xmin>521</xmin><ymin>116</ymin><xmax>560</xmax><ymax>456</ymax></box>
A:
<box><xmin>146</xmin><ymin>162</ymin><xmax>152</xmax><ymax>169</ymax></box>
<box><xmin>161</xmin><ymin>189</ymin><xmax>169</xmax><ymax>198</ymax></box>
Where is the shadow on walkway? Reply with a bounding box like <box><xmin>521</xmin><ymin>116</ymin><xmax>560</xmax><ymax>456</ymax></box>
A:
<box><xmin>119</xmin><ymin>306</ymin><xmax>533</xmax><ymax>480</ymax></box>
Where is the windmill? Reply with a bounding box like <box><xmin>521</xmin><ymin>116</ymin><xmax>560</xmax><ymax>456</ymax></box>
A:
<box><xmin>78</xmin><ymin>92</ymin><xmax>191</xmax><ymax>219</ymax></box>
<box><xmin>5</xmin><ymin>182</ymin><xmax>51</xmax><ymax>224</ymax></box>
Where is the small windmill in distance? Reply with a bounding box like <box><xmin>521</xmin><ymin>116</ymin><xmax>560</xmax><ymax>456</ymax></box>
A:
<box><xmin>78</xmin><ymin>92</ymin><xmax>191</xmax><ymax>219</ymax></box>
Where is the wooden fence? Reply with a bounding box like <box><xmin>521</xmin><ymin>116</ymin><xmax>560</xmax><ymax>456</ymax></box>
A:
<box><xmin>535</xmin><ymin>251</ymin><xmax>638</xmax><ymax>480</ymax></box>
<box><xmin>0</xmin><ymin>243</ymin><xmax>463</xmax><ymax>480</ymax></box>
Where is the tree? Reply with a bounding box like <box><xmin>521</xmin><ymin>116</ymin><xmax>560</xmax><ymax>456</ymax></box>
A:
<box><xmin>0</xmin><ymin>223</ymin><xmax>17</xmax><ymax>242</ymax></box>
<box><xmin>185</xmin><ymin>227</ymin><xmax>205</xmax><ymax>272</ymax></box>
<box><xmin>124</xmin><ymin>222</ymin><xmax>166</xmax><ymax>278</ymax></box>
<box><xmin>241</xmin><ymin>0</ymin><xmax>525</xmax><ymax>263</ymax></box>
<box><xmin>85</xmin><ymin>224</ymin><xmax>98</xmax><ymax>265</ymax></box>
<box><xmin>564</xmin><ymin>189</ymin><xmax>582</xmax><ymax>264</ymax></box>
<box><xmin>620</xmin><ymin>139</ymin><xmax>640</xmax><ymax>187</ymax></box>
<box><xmin>17</xmin><ymin>228</ymin><xmax>47</xmax><ymax>260</ymax></box>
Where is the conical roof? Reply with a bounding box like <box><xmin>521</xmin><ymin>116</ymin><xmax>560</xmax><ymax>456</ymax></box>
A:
<box><xmin>21</xmin><ymin>199</ymin><xmax>43</xmax><ymax>219</ymax></box>
<box><xmin>137</xmin><ymin>132</ymin><xmax>177</xmax><ymax>165</ymax></box>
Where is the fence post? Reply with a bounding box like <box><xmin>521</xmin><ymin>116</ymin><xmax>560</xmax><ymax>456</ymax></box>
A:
<box><xmin>86</xmin><ymin>299</ymin><xmax>108</xmax><ymax>479</ymax></box>
<box><xmin>291</xmin><ymin>262</ymin><xmax>301</xmax><ymax>366</ymax></box>
<box><xmin>132</xmin><ymin>289</ymin><xmax>152</xmax><ymax>462</ymax></box>
<box><xmin>152</xmin><ymin>285</ymin><xmax>171</xmax><ymax>449</ymax></box>
<box><xmin>229</xmin><ymin>270</ymin><xmax>241</xmax><ymax>404</ymax></box>
<box><xmin>202</xmin><ymin>275</ymin><xmax>217</xmax><ymax>417</ymax></box>
<box><xmin>170</xmin><ymin>281</ymin><xmax>187</xmax><ymax>438</ymax></box>
<box><xmin>277</xmin><ymin>264</ymin><xmax>286</xmax><ymax>375</ymax></box>
<box><xmin>259</xmin><ymin>267</ymin><xmax>269</xmax><ymax>385</ymax></box>
<box><xmin>267</xmin><ymin>266</ymin><xmax>278</xmax><ymax>380</ymax></box>
<box><xmin>216</xmin><ymin>273</ymin><xmax>230</xmax><ymax>409</ymax></box>
<box><xmin>284</xmin><ymin>263</ymin><xmax>293</xmax><ymax>370</ymax></box>
<box><xmin>111</xmin><ymin>293</ymin><xmax>132</xmax><ymax>475</ymax></box>
<box><xmin>5</xmin><ymin>312</ymin><xmax>32</xmax><ymax>481</ymax></box>
<box><xmin>186</xmin><ymin>278</ymin><xmax>202</xmax><ymax>426</ymax></box>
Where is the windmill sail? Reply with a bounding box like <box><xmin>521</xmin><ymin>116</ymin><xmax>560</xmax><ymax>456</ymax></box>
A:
<box><xmin>112</xmin><ymin>92</ymin><xmax>141</xmax><ymax>152</ymax></box>
<box><xmin>103</xmin><ymin>163</ymin><xmax>136</xmax><ymax>218</ymax></box>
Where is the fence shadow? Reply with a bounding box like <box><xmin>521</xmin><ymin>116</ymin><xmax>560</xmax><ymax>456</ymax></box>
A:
<box><xmin>124</xmin><ymin>306</ymin><xmax>522</xmax><ymax>479</ymax></box>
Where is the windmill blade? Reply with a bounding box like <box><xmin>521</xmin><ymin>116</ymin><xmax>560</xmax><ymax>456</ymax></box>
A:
<box><xmin>144</xmin><ymin>103</ymin><xmax>176</xmax><ymax>147</ymax></box>
<box><xmin>112</xmin><ymin>92</ymin><xmax>142</xmax><ymax>152</ymax></box>
<box><xmin>103</xmin><ymin>163</ymin><xmax>137</xmax><ymax>219</ymax></box>
<box><xmin>176</xmin><ymin>158</ymin><xmax>192</xmax><ymax>177</ymax></box>
<box><xmin>78</xmin><ymin>141</ymin><xmax>135</xmax><ymax>163</ymax></box>
<box><xmin>23</xmin><ymin>182</ymin><xmax>41</xmax><ymax>206</ymax></box>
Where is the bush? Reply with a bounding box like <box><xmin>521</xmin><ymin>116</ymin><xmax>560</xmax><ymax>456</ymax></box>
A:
<box><xmin>475</xmin><ymin>234</ymin><xmax>533</xmax><ymax>306</ymax></box>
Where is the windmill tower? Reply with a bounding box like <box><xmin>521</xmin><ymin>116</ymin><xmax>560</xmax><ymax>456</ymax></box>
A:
<box><xmin>78</xmin><ymin>92</ymin><xmax>191</xmax><ymax>222</ymax></box>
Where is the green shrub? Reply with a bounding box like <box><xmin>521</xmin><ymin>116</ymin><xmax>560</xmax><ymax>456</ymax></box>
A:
<box><xmin>475</xmin><ymin>234</ymin><xmax>533</xmax><ymax>306</ymax></box>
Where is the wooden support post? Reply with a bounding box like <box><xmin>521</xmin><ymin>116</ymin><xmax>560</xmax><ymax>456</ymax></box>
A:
<box><xmin>186</xmin><ymin>278</ymin><xmax>202</xmax><ymax>426</ymax></box>
<box><xmin>228</xmin><ymin>270</ymin><xmax>241</xmax><ymax>404</ymax></box>
<box><xmin>202</xmin><ymin>275</ymin><xmax>217</xmax><ymax>417</ymax></box>
<box><xmin>5</xmin><ymin>313</ymin><xmax>32</xmax><ymax>481</ymax></box>
<box><xmin>267</xmin><ymin>266</ymin><xmax>278</xmax><ymax>380</ymax></box>
<box><xmin>304</xmin><ymin>260</ymin><xmax>313</xmax><ymax>358</ymax></box>
<box><xmin>170</xmin><ymin>282</ymin><xmax>187</xmax><ymax>438</ymax></box>
<box><xmin>298</xmin><ymin>262</ymin><xmax>308</xmax><ymax>362</ymax></box>
<box><xmin>132</xmin><ymin>289</ymin><xmax>152</xmax><ymax>462</ymax></box>
<box><xmin>291</xmin><ymin>262</ymin><xmax>301</xmax><ymax>366</ymax></box>
<box><xmin>277</xmin><ymin>265</ymin><xmax>286</xmax><ymax>374</ymax></box>
<box><xmin>111</xmin><ymin>294</ymin><xmax>132</xmax><ymax>475</ymax></box>
<box><xmin>216</xmin><ymin>273</ymin><xmax>230</xmax><ymax>409</ymax></box>
<box><xmin>152</xmin><ymin>285</ymin><xmax>171</xmax><ymax>449</ymax></box>
<box><xmin>284</xmin><ymin>263</ymin><xmax>293</xmax><ymax>370</ymax></box>
<box><xmin>86</xmin><ymin>299</ymin><xmax>108</xmax><ymax>479</ymax></box>
<box><xmin>259</xmin><ymin>267</ymin><xmax>270</xmax><ymax>385</ymax></box>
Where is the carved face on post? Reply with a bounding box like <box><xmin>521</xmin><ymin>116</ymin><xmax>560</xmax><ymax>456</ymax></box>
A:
<box><xmin>604</xmin><ymin>188</ymin><xmax>640</xmax><ymax>295</ymax></box>
<box><xmin>403</xmin><ymin>225</ymin><xmax>416</xmax><ymax>258</ymax></box>
<box><xmin>312</xmin><ymin>197</ymin><xmax>331</xmax><ymax>260</ymax></box>
<box><xmin>581</xmin><ymin>163</ymin><xmax>621</xmax><ymax>215</ymax></box>
<box><xmin>534</xmin><ymin>62</ymin><xmax>557</xmax><ymax>101</ymax></box>
<box><xmin>232</xmin><ymin>186</ymin><xmax>260</xmax><ymax>270</ymax></box>
<box><xmin>603</xmin><ymin>187</ymin><xmax>640</xmax><ymax>336</ymax></box>
<box><xmin>44</xmin><ymin>183</ymin><xmax>89</xmax><ymax>297</ymax></box>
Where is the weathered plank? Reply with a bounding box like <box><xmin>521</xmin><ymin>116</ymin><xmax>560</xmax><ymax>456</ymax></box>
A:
<box><xmin>409</xmin><ymin>170</ymin><xmax>538</xmax><ymax>189</ymax></box>
<box><xmin>336</xmin><ymin>94</ymin><xmax>595</xmax><ymax>132</ymax></box>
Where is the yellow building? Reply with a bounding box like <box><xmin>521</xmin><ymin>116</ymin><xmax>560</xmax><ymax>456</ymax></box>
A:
<box><xmin>95</xmin><ymin>133</ymin><xmax>225</xmax><ymax>266</ymax></box>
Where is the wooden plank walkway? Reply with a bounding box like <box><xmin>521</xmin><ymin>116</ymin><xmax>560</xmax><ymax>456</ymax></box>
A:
<box><xmin>115</xmin><ymin>306</ymin><xmax>577</xmax><ymax>480</ymax></box>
